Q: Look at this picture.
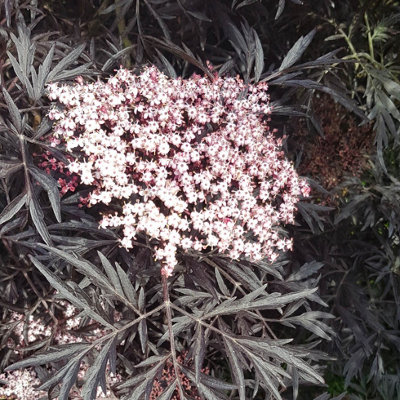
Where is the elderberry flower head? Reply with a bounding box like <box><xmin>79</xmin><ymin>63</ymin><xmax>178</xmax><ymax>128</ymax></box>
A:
<box><xmin>47</xmin><ymin>66</ymin><xmax>310</xmax><ymax>276</ymax></box>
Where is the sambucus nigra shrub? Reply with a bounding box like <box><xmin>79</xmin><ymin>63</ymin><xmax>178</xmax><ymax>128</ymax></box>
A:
<box><xmin>1</xmin><ymin>1</ymin><xmax>399</xmax><ymax>399</ymax></box>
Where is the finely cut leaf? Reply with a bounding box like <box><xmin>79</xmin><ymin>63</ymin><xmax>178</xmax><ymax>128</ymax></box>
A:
<box><xmin>193</xmin><ymin>324</ymin><xmax>205</xmax><ymax>384</ymax></box>
<box><xmin>29</xmin><ymin>256</ymin><xmax>113</xmax><ymax>329</ymax></box>
<box><xmin>0</xmin><ymin>192</ymin><xmax>27</xmax><ymax>225</ymax></box>
<box><xmin>279</xmin><ymin>29</ymin><xmax>316</xmax><ymax>71</ymax></box>
<box><xmin>81</xmin><ymin>338</ymin><xmax>116</xmax><ymax>400</ymax></box>
<box><xmin>205</xmin><ymin>288</ymin><xmax>318</xmax><ymax>318</ymax></box>
<box><xmin>101</xmin><ymin>46</ymin><xmax>134</xmax><ymax>72</ymax></box>
<box><xmin>7</xmin><ymin>51</ymin><xmax>35</xmax><ymax>98</ymax></box>
<box><xmin>37</xmin><ymin>355</ymin><xmax>83</xmax><ymax>393</ymax></box>
<box><xmin>0</xmin><ymin>159</ymin><xmax>23</xmax><ymax>179</ymax></box>
<box><xmin>223</xmin><ymin>338</ymin><xmax>246</xmax><ymax>400</ymax></box>
<box><xmin>292</xmin><ymin>367</ymin><xmax>299</xmax><ymax>400</ymax></box>
<box><xmin>98</xmin><ymin>251</ymin><xmax>125</xmax><ymax>298</ymax></box>
<box><xmin>275</xmin><ymin>0</ymin><xmax>285</xmax><ymax>20</ymax></box>
<box><xmin>58</xmin><ymin>358</ymin><xmax>83</xmax><ymax>400</ymax></box>
<box><xmin>287</xmin><ymin>261</ymin><xmax>324</xmax><ymax>281</ymax></box>
<box><xmin>135</xmin><ymin>355</ymin><xmax>169</xmax><ymax>369</ymax></box>
<box><xmin>215</xmin><ymin>267</ymin><xmax>229</xmax><ymax>296</ymax></box>
<box><xmin>240</xmin><ymin>337</ymin><xmax>324</xmax><ymax>383</ymax></box>
<box><xmin>29</xmin><ymin>166</ymin><xmax>62</xmax><ymax>222</ymax></box>
<box><xmin>29</xmin><ymin>194</ymin><xmax>52</xmax><ymax>245</ymax></box>
<box><xmin>158</xmin><ymin>316</ymin><xmax>193</xmax><ymax>345</ymax></box>
<box><xmin>47</xmin><ymin>44</ymin><xmax>86</xmax><ymax>82</ymax></box>
<box><xmin>253</xmin><ymin>358</ymin><xmax>282</xmax><ymax>400</ymax></box>
<box><xmin>37</xmin><ymin>43</ymin><xmax>55</xmax><ymax>96</ymax></box>
<box><xmin>254</xmin><ymin>30</ymin><xmax>264</xmax><ymax>82</ymax></box>
<box><xmin>117</xmin><ymin>356</ymin><xmax>168</xmax><ymax>396</ymax></box>
<box><xmin>40</xmin><ymin>245</ymin><xmax>137</xmax><ymax>310</ymax></box>
<box><xmin>227</xmin><ymin>23</ymin><xmax>247</xmax><ymax>53</ymax></box>
<box><xmin>182</xmin><ymin>365</ymin><xmax>236</xmax><ymax>391</ymax></box>
<box><xmin>138</xmin><ymin>319</ymin><xmax>148</xmax><ymax>354</ymax></box>
<box><xmin>155</xmin><ymin>49</ymin><xmax>177</xmax><ymax>78</ymax></box>
<box><xmin>2</xmin><ymin>88</ymin><xmax>22</xmax><ymax>133</ymax></box>
<box><xmin>157</xmin><ymin>380</ymin><xmax>177</xmax><ymax>400</ymax></box>
<box><xmin>5</xmin><ymin>344</ymin><xmax>88</xmax><ymax>371</ymax></box>
<box><xmin>115</xmin><ymin>262</ymin><xmax>137</xmax><ymax>305</ymax></box>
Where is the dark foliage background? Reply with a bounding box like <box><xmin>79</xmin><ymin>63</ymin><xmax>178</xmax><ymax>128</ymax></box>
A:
<box><xmin>0</xmin><ymin>0</ymin><xmax>399</xmax><ymax>399</ymax></box>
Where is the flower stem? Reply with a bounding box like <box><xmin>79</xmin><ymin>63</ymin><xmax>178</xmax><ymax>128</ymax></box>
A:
<box><xmin>162</xmin><ymin>272</ymin><xmax>185</xmax><ymax>398</ymax></box>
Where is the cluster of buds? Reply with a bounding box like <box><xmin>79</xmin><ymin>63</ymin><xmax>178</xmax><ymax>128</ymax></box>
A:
<box><xmin>47</xmin><ymin>66</ymin><xmax>310</xmax><ymax>276</ymax></box>
<box><xmin>34</xmin><ymin>151</ymin><xmax>79</xmax><ymax>196</ymax></box>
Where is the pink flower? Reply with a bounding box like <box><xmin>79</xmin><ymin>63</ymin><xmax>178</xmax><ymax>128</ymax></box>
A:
<box><xmin>47</xmin><ymin>66</ymin><xmax>309</xmax><ymax>276</ymax></box>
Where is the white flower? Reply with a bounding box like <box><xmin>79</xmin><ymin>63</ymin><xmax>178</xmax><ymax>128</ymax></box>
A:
<box><xmin>158</xmin><ymin>142</ymin><xmax>170</xmax><ymax>155</ymax></box>
<box><xmin>85</xmin><ymin>119</ymin><xmax>100</xmax><ymax>132</ymax></box>
<box><xmin>47</xmin><ymin>66</ymin><xmax>309</xmax><ymax>276</ymax></box>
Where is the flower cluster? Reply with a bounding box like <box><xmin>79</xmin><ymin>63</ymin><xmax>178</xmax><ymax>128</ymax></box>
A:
<box><xmin>47</xmin><ymin>66</ymin><xmax>309</xmax><ymax>276</ymax></box>
<box><xmin>1</xmin><ymin>306</ymin><xmax>121</xmax><ymax>400</ymax></box>
<box><xmin>0</xmin><ymin>369</ymin><xmax>44</xmax><ymax>400</ymax></box>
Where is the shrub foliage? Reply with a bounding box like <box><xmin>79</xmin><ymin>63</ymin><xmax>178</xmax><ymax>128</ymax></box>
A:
<box><xmin>0</xmin><ymin>1</ymin><xmax>399</xmax><ymax>400</ymax></box>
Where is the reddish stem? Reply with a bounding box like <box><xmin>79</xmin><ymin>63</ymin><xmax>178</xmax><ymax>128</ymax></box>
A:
<box><xmin>162</xmin><ymin>272</ymin><xmax>185</xmax><ymax>398</ymax></box>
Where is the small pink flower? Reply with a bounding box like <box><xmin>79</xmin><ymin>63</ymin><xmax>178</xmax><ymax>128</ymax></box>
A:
<box><xmin>46</xmin><ymin>66</ymin><xmax>309</xmax><ymax>276</ymax></box>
